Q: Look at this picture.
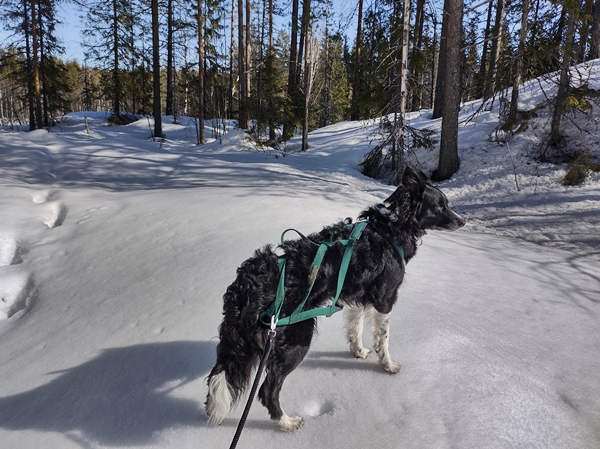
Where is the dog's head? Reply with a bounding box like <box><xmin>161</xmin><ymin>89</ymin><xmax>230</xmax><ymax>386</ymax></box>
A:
<box><xmin>383</xmin><ymin>165</ymin><xmax>466</xmax><ymax>232</ymax></box>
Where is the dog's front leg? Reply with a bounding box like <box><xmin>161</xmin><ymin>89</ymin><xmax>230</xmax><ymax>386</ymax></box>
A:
<box><xmin>345</xmin><ymin>305</ymin><xmax>372</xmax><ymax>359</ymax></box>
<box><xmin>372</xmin><ymin>310</ymin><xmax>401</xmax><ymax>374</ymax></box>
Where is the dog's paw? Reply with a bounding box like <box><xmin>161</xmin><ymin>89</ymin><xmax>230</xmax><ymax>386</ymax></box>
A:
<box><xmin>278</xmin><ymin>414</ymin><xmax>305</xmax><ymax>432</ymax></box>
<box><xmin>383</xmin><ymin>361</ymin><xmax>401</xmax><ymax>374</ymax></box>
<box><xmin>351</xmin><ymin>347</ymin><xmax>371</xmax><ymax>359</ymax></box>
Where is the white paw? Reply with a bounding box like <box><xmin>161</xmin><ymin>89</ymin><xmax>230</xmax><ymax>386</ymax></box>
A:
<box><xmin>383</xmin><ymin>361</ymin><xmax>401</xmax><ymax>374</ymax></box>
<box><xmin>278</xmin><ymin>414</ymin><xmax>304</xmax><ymax>432</ymax></box>
<box><xmin>351</xmin><ymin>347</ymin><xmax>371</xmax><ymax>359</ymax></box>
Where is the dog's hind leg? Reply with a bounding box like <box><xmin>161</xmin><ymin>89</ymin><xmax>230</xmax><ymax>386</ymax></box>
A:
<box><xmin>344</xmin><ymin>305</ymin><xmax>372</xmax><ymax>359</ymax></box>
<box><xmin>372</xmin><ymin>310</ymin><xmax>401</xmax><ymax>374</ymax></box>
<box><xmin>258</xmin><ymin>323</ymin><xmax>313</xmax><ymax>431</ymax></box>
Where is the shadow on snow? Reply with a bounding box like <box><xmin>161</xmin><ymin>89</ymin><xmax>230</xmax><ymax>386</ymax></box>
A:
<box><xmin>0</xmin><ymin>340</ymin><xmax>216</xmax><ymax>446</ymax></box>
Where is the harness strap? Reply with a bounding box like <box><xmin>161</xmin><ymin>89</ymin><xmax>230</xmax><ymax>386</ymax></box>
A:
<box><xmin>369</xmin><ymin>224</ymin><xmax>405</xmax><ymax>261</ymax></box>
<box><xmin>260</xmin><ymin>221</ymin><xmax>368</xmax><ymax>327</ymax></box>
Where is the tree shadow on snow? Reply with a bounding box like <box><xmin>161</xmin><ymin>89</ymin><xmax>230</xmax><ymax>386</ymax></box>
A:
<box><xmin>0</xmin><ymin>340</ymin><xmax>215</xmax><ymax>446</ymax></box>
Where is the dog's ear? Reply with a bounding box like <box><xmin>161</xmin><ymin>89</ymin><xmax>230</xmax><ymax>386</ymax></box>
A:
<box><xmin>383</xmin><ymin>165</ymin><xmax>426</xmax><ymax>221</ymax></box>
<box><xmin>401</xmin><ymin>164</ymin><xmax>427</xmax><ymax>196</ymax></box>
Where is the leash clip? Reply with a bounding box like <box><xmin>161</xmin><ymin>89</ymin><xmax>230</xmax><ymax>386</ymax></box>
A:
<box><xmin>269</xmin><ymin>315</ymin><xmax>278</xmax><ymax>334</ymax></box>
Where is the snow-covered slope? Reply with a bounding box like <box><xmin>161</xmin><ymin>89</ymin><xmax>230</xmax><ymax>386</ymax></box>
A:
<box><xmin>1</xmin><ymin>63</ymin><xmax>599</xmax><ymax>449</ymax></box>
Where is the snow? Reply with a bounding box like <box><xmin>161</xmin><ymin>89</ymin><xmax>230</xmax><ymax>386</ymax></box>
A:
<box><xmin>1</xmin><ymin>63</ymin><xmax>600</xmax><ymax>449</ymax></box>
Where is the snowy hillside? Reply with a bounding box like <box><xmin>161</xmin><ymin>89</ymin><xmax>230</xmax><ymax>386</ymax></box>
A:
<box><xmin>1</xmin><ymin>62</ymin><xmax>599</xmax><ymax>449</ymax></box>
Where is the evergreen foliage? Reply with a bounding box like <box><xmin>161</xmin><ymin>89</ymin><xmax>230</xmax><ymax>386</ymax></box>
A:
<box><xmin>0</xmin><ymin>0</ymin><xmax>597</xmax><ymax>182</ymax></box>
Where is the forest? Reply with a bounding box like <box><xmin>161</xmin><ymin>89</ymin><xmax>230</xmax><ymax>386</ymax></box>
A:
<box><xmin>1</xmin><ymin>0</ymin><xmax>600</xmax><ymax>180</ymax></box>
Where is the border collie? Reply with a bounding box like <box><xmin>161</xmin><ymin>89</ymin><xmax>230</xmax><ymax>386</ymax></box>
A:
<box><xmin>205</xmin><ymin>165</ymin><xmax>465</xmax><ymax>431</ymax></box>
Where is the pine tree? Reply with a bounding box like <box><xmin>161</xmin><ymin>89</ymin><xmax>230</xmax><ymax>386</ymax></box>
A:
<box><xmin>507</xmin><ymin>0</ymin><xmax>531</xmax><ymax>126</ymax></box>
<box><xmin>350</xmin><ymin>0</ymin><xmax>363</xmax><ymax>121</ymax></box>
<box><xmin>196</xmin><ymin>0</ymin><xmax>205</xmax><ymax>142</ymax></box>
<box><xmin>151</xmin><ymin>0</ymin><xmax>163</xmax><ymax>138</ymax></box>
<box><xmin>483</xmin><ymin>0</ymin><xmax>505</xmax><ymax>99</ymax></box>
<box><xmin>301</xmin><ymin>0</ymin><xmax>312</xmax><ymax>152</ymax></box>
<box><xmin>81</xmin><ymin>0</ymin><xmax>137</xmax><ymax>121</ymax></box>
<box><xmin>433</xmin><ymin>0</ymin><xmax>463</xmax><ymax>181</ymax></box>
<box><xmin>590</xmin><ymin>0</ymin><xmax>600</xmax><ymax>59</ymax></box>
<box><xmin>549</xmin><ymin>1</ymin><xmax>575</xmax><ymax>149</ymax></box>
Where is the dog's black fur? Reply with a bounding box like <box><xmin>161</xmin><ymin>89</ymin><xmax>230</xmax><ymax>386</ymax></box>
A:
<box><xmin>205</xmin><ymin>165</ymin><xmax>465</xmax><ymax>431</ymax></box>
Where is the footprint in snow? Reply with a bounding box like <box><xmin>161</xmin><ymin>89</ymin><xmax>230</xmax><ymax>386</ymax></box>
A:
<box><xmin>0</xmin><ymin>271</ymin><xmax>35</xmax><ymax>319</ymax></box>
<box><xmin>42</xmin><ymin>202</ymin><xmax>68</xmax><ymax>229</ymax></box>
<box><xmin>31</xmin><ymin>190</ymin><xmax>55</xmax><ymax>204</ymax></box>
<box><xmin>303</xmin><ymin>400</ymin><xmax>336</xmax><ymax>418</ymax></box>
<box><xmin>0</xmin><ymin>234</ymin><xmax>27</xmax><ymax>267</ymax></box>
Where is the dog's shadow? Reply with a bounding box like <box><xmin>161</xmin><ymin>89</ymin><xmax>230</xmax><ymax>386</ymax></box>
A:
<box><xmin>0</xmin><ymin>341</ymin><xmax>216</xmax><ymax>446</ymax></box>
<box><xmin>302</xmin><ymin>350</ymin><xmax>384</xmax><ymax>373</ymax></box>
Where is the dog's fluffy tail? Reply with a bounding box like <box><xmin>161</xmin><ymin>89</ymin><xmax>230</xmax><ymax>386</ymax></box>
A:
<box><xmin>205</xmin><ymin>321</ymin><xmax>260</xmax><ymax>425</ymax></box>
<box><xmin>205</xmin><ymin>370</ymin><xmax>233</xmax><ymax>425</ymax></box>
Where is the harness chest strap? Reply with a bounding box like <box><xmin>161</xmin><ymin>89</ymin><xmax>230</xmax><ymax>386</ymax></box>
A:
<box><xmin>260</xmin><ymin>221</ymin><xmax>370</xmax><ymax>327</ymax></box>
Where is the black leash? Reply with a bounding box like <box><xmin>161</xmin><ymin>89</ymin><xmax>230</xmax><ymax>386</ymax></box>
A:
<box><xmin>228</xmin><ymin>328</ymin><xmax>276</xmax><ymax>449</ymax></box>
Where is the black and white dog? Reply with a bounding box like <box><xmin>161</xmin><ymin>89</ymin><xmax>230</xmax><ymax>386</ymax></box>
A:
<box><xmin>205</xmin><ymin>165</ymin><xmax>465</xmax><ymax>431</ymax></box>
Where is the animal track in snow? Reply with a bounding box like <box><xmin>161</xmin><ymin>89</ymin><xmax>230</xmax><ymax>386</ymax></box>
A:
<box><xmin>0</xmin><ymin>271</ymin><xmax>35</xmax><ymax>319</ymax></box>
<box><xmin>0</xmin><ymin>233</ymin><xmax>27</xmax><ymax>266</ymax></box>
<box><xmin>303</xmin><ymin>400</ymin><xmax>336</xmax><ymax>418</ymax></box>
<box><xmin>42</xmin><ymin>202</ymin><xmax>68</xmax><ymax>228</ymax></box>
<box><xmin>31</xmin><ymin>190</ymin><xmax>55</xmax><ymax>204</ymax></box>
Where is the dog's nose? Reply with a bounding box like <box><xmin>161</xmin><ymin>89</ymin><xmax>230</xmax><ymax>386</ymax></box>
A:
<box><xmin>457</xmin><ymin>216</ymin><xmax>467</xmax><ymax>227</ymax></box>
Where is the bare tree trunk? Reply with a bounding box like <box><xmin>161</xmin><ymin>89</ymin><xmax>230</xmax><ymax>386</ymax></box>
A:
<box><xmin>476</xmin><ymin>2</ymin><xmax>493</xmax><ymax>98</ymax></box>
<box><xmin>166</xmin><ymin>0</ymin><xmax>174</xmax><ymax>116</ymax></box>
<box><xmin>322</xmin><ymin>2</ymin><xmax>330</xmax><ymax>128</ymax></box>
<box><xmin>414</xmin><ymin>0</ymin><xmax>425</xmax><ymax>48</ymax></box>
<box><xmin>256</xmin><ymin>0</ymin><xmax>266</xmax><ymax>134</ymax></box>
<box><xmin>396</xmin><ymin>0</ymin><xmax>410</xmax><ymax>179</ymax></box>
<box><xmin>391</xmin><ymin>0</ymin><xmax>410</xmax><ymax>179</ymax></box>
<box><xmin>37</xmin><ymin>5</ymin><xmax>49</xmax><ymax>127</ymax></box>
<box><xmin>237</xmin><ymin>0</ymin><xmax>246</xmax><ymax>129</ymax></box>
<box><xmin>590</xmin><ymin>0</ymin><xmax>600</xmax><ymax>59</ymax></box>
<box><xmin>301</xmin><ymin>0</ymin><xmax>311</xmax><ymax>152</ymax></box>
<box><xmin>297</xmin><ymin>0</ymin><xmax>308</xmax><ymax>89</ymax></box>
<box><xmin>430</xmin><ymin>16</ymin><xmax>439</xmax><ymax>109</ymax></box>
<box><xmin>112</xmin><ymin>0</ymin><xmax>121</xmax><ymax>118</ymax></box>
<box><xmin>151</xmin><ymin>0</ymin><xmax>163</xmax><ymax>138</ymax></box>
<box><xmin>30</xmin><ymin>0</ymin><xmax>42</xmax><ymax>129</ymax></box>
<box><xmin>245</xmin><ymin>0</ymin><xmax>251</xmax><ymax>129</ymax></box>
<box><xmin>23</xmin><ymin>0</ymin><xmax>35</xmax><ymax>129</ymax></box>
<box><xmin>283</xmin><ymin>0</ymin><xmax>299</xmax><ymax>139</ymax></box>
<box><xmin>433</xmin><ymin>0</ymin><xmax>463</xmax><ymax>181</ymax></box>
<box><xmin>579</xmin><ymin>0</ymin><xmax>593</xmax><ymax>62</ymax></box>
<box><xmin>550</xmin><ymin>8</ymin><xmax>575</xmax><ymax>148</ymax></box>
<box><xmin>351</xmin><ymin>0</ymin><xmax>363</xmax><ymax>120</ymax></box>
<box><xmin>483</xmin><ymin>0</ymin><xmax>505</xmax><ymax>99</ymax></box>
<box><xmin>432</xmin><ymin>0</ymin><xmax>450</xmax><ymax>119</ymax></box>
<box><xmin>268</xmin><ymin>0</ymin><xmax>276</xmax><ymax>141</ymax></box>
<box><xmin>197</xmin><ymin>0</ymin><xmax>205</xmax><ymax>143</ymax></box>
<box><xmin>508</xmin><ymin>0</ymin><xmax>530</xmax><ymax>125</ymax></box>
<box><xmin>411</xmin><ymin>0</ymin><xmax>426</xmax><ymax>110</ymax></box>
<box><xmin>228</xmin><ymin>0</ymin><xmax>235</xmax><ymax>119</ymax></box>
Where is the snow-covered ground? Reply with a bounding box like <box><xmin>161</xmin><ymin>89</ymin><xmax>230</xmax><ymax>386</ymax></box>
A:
<box><xmin>1</xmin><ymin>63</ymin><xmax>600</xmax><ymax>449</ymax></box>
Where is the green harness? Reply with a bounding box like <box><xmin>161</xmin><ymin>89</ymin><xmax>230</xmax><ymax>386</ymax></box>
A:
<box><xmin>259</xmin><ymin>221</ymin><xmax>405</xmax><ymax>328</ymax></box>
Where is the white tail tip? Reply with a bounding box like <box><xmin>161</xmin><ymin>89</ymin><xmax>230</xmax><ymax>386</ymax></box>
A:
<box><xmin>206</xmin><ymin>371</ymin><xmax>232</xmax><ymax>425</ymax></box>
